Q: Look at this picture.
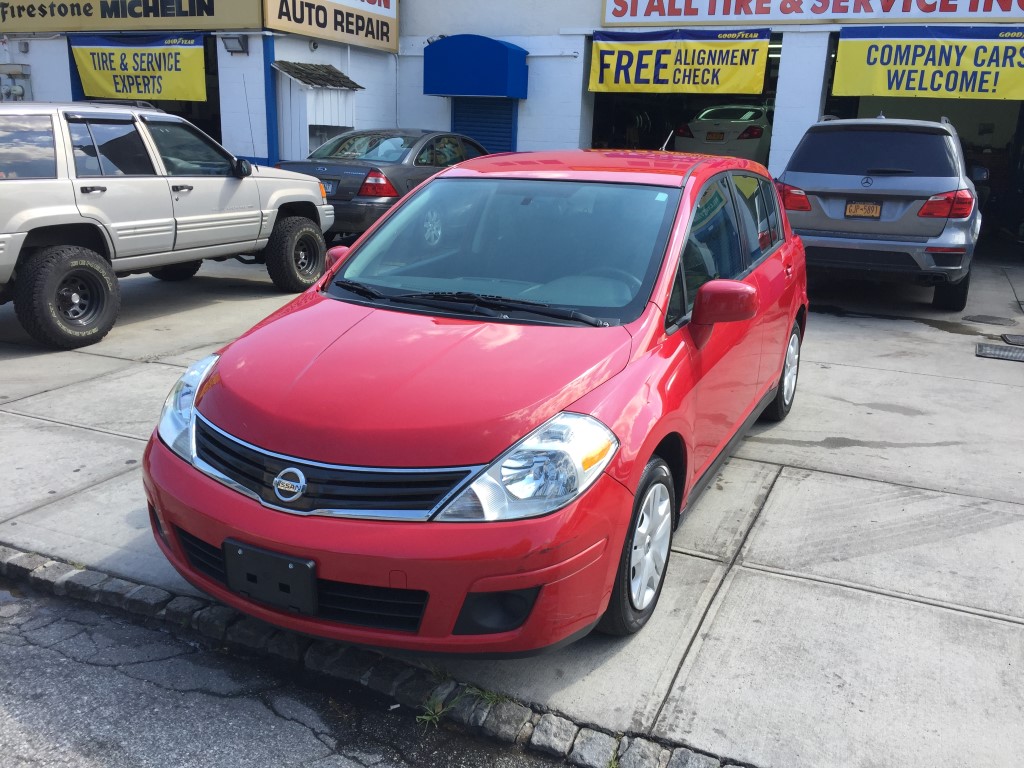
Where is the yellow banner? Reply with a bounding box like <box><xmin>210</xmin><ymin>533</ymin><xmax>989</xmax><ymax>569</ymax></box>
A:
<box><xmin>72</xmin><ymin>35</ymin><xmax>207</xmax><ymax>101</ymax></box>
<box><xmin>0</xmin><ymin>0</ymin><xmax>261</xmax><ymax>34</ymax></box>
<box><xmin>264</xmin><ymin>0</ymin><xmax>398</xmax><ymax>53</ymax></box>
<box><xmin>590</xmin><ymin>30</ymin><xmax>769</xmax><ymax>94</ymax></box>
<box><xmin>834</xmin><ymin>27</ymin><xmax>1024</xmax><ymax>100</ymax></box>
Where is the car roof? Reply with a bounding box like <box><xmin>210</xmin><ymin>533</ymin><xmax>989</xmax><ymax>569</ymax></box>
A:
<box><xmin>810</xmin><ymin>117</ymin><xmax>956</xmax><ymax>135</ymax></box>
<box><xmin>0</xmin><ymin>101</ymin><xmax>166</xmax><ymax>119</ymax></box>
<box><xmin>440</xmin><ymin>149</ymin><xmax>762</xmax><ymax>187</ymax></box>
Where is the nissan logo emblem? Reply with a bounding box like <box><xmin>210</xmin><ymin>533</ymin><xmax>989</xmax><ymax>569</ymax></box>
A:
<box><xmin>272</xmin><ymin>467</ymin><xmax>307</xmax><ymax>503</ymax></box>
<box><xmin>861</xmin><ymin>176</ymin><xmax>874</xmax><ymax>188</ymax></box>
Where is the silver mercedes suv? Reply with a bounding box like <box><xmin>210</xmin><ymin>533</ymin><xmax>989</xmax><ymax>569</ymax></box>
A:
<box><xmin>776</xmin><ymin>117</ymin><xmax>983</xmax><ymax>311</ymax></box>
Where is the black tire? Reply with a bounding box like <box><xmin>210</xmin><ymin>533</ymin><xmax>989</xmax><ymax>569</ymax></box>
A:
<box><xmin>597</xmin><ymin>457</ymin><xmax>675</xmax><ymax>637</ymax></box>
<box><xmin>149</xmin><ymin>260</ymin><xmax>202</xmax><ymax>282</ymax></box>
<box><xmin>265</xmin><ymin>216</ymin><xmax>326</xmax><ymax>292</ymax></box>
<box><xmin>13</xmin><ymin>245</ymin><xmax>120</xmax><ymax>350</ymax></box>
<box><xmin>933</xmin><ymin>272</ymin><xmax>970</xmax><ymax>312</ymax></box>
<box><xmin>761</xmin><ymin>321</ymin><xmax>802</xmax><ymax>423</ymax></box>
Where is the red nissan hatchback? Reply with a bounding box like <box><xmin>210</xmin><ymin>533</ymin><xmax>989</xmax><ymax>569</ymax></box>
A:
<box><xmin>143</xmin><ymin>150</ymin><xmax>807</xmax><ymax>655</ymax></box>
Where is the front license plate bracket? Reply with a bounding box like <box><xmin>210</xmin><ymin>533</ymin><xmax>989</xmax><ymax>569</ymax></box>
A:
<box><xmin>223</xmin><ymin>539</ymin><xmax>317</xmax><ymax>615</ymax></box>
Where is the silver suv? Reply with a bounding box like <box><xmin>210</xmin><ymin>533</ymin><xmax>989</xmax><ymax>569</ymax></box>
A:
<box><xmin>776</xmin><ymin>117</ymin><xmax>982</xmax><ymax>311</ymax></box>
<box><xmin>0</xmin><ymin>103</ymin><xmax>334</xmax><ymax>348</ymax></box>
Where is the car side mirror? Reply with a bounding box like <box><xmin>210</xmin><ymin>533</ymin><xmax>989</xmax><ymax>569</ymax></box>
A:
<box><xmin>969</xmin><ymin>164</ymin><xmax>990</xmax><ymax>183</ymax></box>
<box><xmin>234</xmin><ymin>158</ymin><xmax>253</xmax><ymax>178</ymax></box>
<box><xmin>326</xmin><ymin>245</ymin><xmax>350</xmax><ymax>270</ymax></box>
<box><xmin>691</xmin><ymin>280</ymin><xmax>758</xmax><ymax>327</ymax></box>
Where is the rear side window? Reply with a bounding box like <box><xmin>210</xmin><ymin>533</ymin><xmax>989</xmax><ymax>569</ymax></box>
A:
<box><xmin>0</xmin><ymin>115</ymin><xmax>56</xmax><ymax>179</ymax></box>
<box><xmin>69</xmin><ymin>120</ymin><xmax>155</xmax><ymax>177</ymax></box>
<box><xmin>787</xmin><ymin>129</ymin><xmax>958</xmax><ymax>176</ymax></box>
<box><xmin>732</xmin><ymin>173</ymin><xmax>782</xmax><ymax>261</ymax></box>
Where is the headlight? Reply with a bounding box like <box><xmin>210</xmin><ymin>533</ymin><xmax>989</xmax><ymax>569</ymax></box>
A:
<box><xmin>436</xmin><ymin>413</ymin><xmax>618</xmax><ymax>522</ymax></box>
<box><xmin>157</xmin><ymin>354</ymin><xmax>219</xmax><ymax>461</ymax></box>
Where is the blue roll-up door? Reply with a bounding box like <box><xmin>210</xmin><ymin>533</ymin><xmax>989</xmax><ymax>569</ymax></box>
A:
<box><xmin>452</xmin><ymin>97</ymin><xmax>518</xmax><ymax>153</ymax></box>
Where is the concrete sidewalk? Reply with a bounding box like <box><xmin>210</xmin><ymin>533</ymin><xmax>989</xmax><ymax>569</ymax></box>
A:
<box><xmin>2</xmin><ymin>250</ymin><xmax>1023</xmax><ymax>767</ymax></box>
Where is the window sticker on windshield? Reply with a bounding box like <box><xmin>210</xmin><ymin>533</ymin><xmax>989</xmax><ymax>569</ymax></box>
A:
<box><xmin>655</xmin><ymin>193</ymin><xmax>668</xmax><ymax>202</ymax></box>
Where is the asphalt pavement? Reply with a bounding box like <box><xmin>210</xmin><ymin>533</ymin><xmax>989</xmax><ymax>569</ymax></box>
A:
<box><xmin>1</xmin><ymin>241</ymin><xmax>1023</xmax><ymax>768</ymax></box>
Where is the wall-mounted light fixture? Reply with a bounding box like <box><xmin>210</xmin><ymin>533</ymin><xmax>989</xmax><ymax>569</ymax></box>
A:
<box><xmin>18</xmin><ymin>40</ymin><xmax>30</xmax><ymax>54</ymax></box>
<box><xmin>220</xmin><ymin>35</ymin><xmax>249</xmax><ymax>55</ymax></box>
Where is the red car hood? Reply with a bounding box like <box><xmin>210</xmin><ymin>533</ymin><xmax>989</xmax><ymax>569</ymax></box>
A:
<box><xmin>196</xmin><ymin>295</ymin><xmax>633</xmax><ymax>467</ymax></box>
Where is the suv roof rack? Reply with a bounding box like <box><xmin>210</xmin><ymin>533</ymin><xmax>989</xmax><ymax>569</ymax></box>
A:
<box><xmin>85</xmin><ymin>98</ymin><xmax>162</xmax><ymax>110</ymax></box>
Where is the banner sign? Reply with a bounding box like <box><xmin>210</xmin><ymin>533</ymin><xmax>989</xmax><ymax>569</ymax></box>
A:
<box><xmin>602</xmin><ymin>0</ymin><xmax>1024</xmax><ymax>26</ymax></box>
<box><xmin>834</xmin><ymin>26</ymin><xmax>1024</xmax><ymax>99</ymax></box>
<box><xmin>590</xmin><ymin>29</ymin><xmax>770</xmax><ymax>93</ymax></box>
<box><xmin>264</xmin><ymin>0</ymin><xmax>398</xmax><ymax>53</ymax></box>
<box><xmin>0</xmin><ymin>1</ymin><xmax>261</xmax><ymax>34</ymax></box>
<box><xmin>71</xmin><ymin>34</ymin><xmax>207</xmax><ymax>101</ymax></box>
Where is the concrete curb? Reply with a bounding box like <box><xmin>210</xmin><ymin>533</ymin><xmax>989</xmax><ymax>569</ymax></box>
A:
<box><xmin>0</xmin><ymin>544</ymin><xmax>761</xmax><ymax>768</ymax></box>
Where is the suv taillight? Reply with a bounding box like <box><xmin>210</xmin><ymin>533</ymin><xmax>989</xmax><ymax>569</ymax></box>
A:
<box><xmin>737</xmin><ymin>125</ymin><xmax>764</xmax><ymax>140</ymax></box>
<box><xmin>918</xmin><ymin>189</ymin><xmax>974</xmax><ymax>219</ymax></box>
<box><xmin>357</xmin><ymin>169</ymin><xmax>400</xmax><ymax>198</ymax></box>
<box><xmin>675</xmin><ymin>124</ymin><xmax>694</xmax><ymax>138</ymax></box>
<box><xmin>775</xmin><ymin>181</ymin><xmax>811</xmax><ymax>212</ymax></box>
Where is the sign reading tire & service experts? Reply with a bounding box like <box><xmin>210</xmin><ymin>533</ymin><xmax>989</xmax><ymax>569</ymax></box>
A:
<box><xmin>71</xmin><ymin>34</ymin><xmax>206</xmax><ymax>100</ymax></box>
<box><xmin>265</xmin><ymin>0</ymin><xmax>397</xmax><ymax>53</ymax></box>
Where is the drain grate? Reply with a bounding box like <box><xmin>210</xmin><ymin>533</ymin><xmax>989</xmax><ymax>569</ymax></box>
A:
<box><xmin>1002</xmin><ymin>334</ymin><xmax>1024</xmax><ymax>346</ymax></box>
<box><xmin>976</xmin><ymin>343</ymin><xmax>1024</xmax><ymax>362</ymax></box>
<box><xmin>963</xmin><ymin>315</ymin><xmax>1018</xmax><ymax>327</ymax></box>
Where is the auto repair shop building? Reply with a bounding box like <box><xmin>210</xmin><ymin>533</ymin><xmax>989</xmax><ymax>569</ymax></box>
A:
<box><xmin>3</xmin><ymin>0</ymin><xmax>1024</xmax><ymax>232</ymax></box>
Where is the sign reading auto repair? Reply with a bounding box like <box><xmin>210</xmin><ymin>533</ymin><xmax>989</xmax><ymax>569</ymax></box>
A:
<box><xmin>602</xmin><ymin>0</ymin><xmax>1023</xmax><ymax>26</ymax></box>
<box><xmin>0</xmin><ymin>0</ymin><xmax>261</xmax><ymax>33</ymax></box>
<box><xmin>71</xmin><ymin>34</ymin><xmax>206</xmax><ymax>100</ymax></box>
<box><xmin>834</xmin><ymin>26</ymin><xmax>1024</xmax><ymax>99</ymax></box>
<box><xmin>265</xmin><ymin>0</ymin><xmax>397</xmax><ymax>53</ymax></box>
<box><xmin>590</xmin><ymin>29</ymin><xmax>769</xmax><ymax>93</ymax></box>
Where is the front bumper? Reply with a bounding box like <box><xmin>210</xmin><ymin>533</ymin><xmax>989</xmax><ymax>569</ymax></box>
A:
<box><xmin>317</xmin><ymin>203</ymin><xmax>335</xmax><ymax>233</ymax></box>
<box><xmin>142</xmin><ymin>434</ymin><xmax>632</xmax><ymax>654</ymax></box>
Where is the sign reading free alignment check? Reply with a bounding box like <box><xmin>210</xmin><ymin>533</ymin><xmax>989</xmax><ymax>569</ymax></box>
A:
<box><xmin>265</xmin><ymin>0</ymin><xmax>397</xmax><ymax>53</ymax></box>
<box><xmin>590</xmin><ymin>29</ymin><xmax>769</xmax><ymax>93</ymax></box>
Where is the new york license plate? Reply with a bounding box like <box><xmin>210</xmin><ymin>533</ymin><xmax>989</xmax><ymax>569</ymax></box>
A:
<box><xmin>321</xmin><ymin>180</ymin><xmax>336</xmax><ymax>195</ymax></box>
<box><xmin>705</xmin><ymin>131</ymin><xmax>725</xmax><ymax>141</ymax></box>
<box><xmin>845</xmin><ymin>201</ymin><xmax>881</xmax><ymax>219</ymax></box>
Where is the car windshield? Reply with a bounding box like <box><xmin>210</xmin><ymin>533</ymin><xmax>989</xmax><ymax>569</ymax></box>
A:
<box><xmin>697</xmin><ymin>107</ymin><xmax>763</xmax><ymax>121</ymax></box>
<box><xmin>328</xmin><ymin>177</ymin><xmax>681</xmax><ymax>326</ymax></box>
<box><xmin>309</xmin><ymin>133</ymin><xmax>418</xmax><ymax>163</ymax></box>
<box><xmin>787</xmin><ymin>128</ymin><xmax>958</xmax><ymax>176</ymax></box>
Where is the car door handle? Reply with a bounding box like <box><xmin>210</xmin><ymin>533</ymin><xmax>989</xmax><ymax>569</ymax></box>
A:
<box><xmin>80</xmin><ymin>185</ymin><xmax>106</xmax><ymax>194</ymax></box>
<box><xmin>172</xmin><ymin>184</ymin><xmax>194</xmax><ymax>192</ymax></box>
<box><xmin>783</xmin><ymin>262</ymin><xmax>794</xmax><ymax>277</ymax></box>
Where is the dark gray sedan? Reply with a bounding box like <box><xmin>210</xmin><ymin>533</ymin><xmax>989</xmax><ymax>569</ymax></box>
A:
<box><xmin>277</xmin><ymin>129</ymin><xmax>489</xmax><ymax>237</ymax></box>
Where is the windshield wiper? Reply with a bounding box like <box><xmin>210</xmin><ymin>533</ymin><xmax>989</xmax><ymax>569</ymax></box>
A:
<box><xmin>863</xmin><ymin>167</ymin><xmax>915</xmax><ymax>175</ymax></box>
<box><xmin>396</xmin><ymin>292</ymin><xmax>609</xmax><ymax>327</ymax></box>
<box><xmin>387</xmin><ymin>292</ymin><xmax>504</xmax><ymax>318</ymax></box>
<box><xmin>333</xmin><ymin>278</ymin><xmax>388</xmax><ymax>300</ymax></box>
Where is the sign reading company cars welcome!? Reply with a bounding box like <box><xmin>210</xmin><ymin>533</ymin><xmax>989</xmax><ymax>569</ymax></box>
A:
<box><xmin>71</xmin><ymin>34</ymin><xmax>206</xmax><ymax>100</ymax></box>
<box><xmin>0</xmin><ymin>0</ymin><xmax>261</xmax><ymax>33</ymax></box>
<box><xmin>834</xmin><ymin>26</ymin><xmax>1024</xmax><ymax>99</ymax></box>
<box><xmin>264</xmin><ymin>0</ymin><xmax>397</xmax><ymax>53</ymax></box>
<box><xmin>590</xmin><ymin>29</ymin><xmax>769</xmax><ymax>93</ymax></box>
<box><xmin>602</xmin><ymin>0</ymin><xmax>1024</xmax><ymax>26</ymax></box>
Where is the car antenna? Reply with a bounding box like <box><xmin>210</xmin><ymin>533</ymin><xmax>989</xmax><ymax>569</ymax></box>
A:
<box><xmin>659</xmin><ymin>129</ymin><xmax>675</xmax><ymax>151</ymax></box>
<box><xmin>876</xmin><ymin>111</ymin><xmax>886</xmax><ymax>119</ymax></box>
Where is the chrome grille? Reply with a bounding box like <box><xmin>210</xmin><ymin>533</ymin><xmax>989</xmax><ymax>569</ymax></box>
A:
<box><xmin>193</xmin><ymin>415</ymin><xmax>477</xmax><ymax>520</ymax></box>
